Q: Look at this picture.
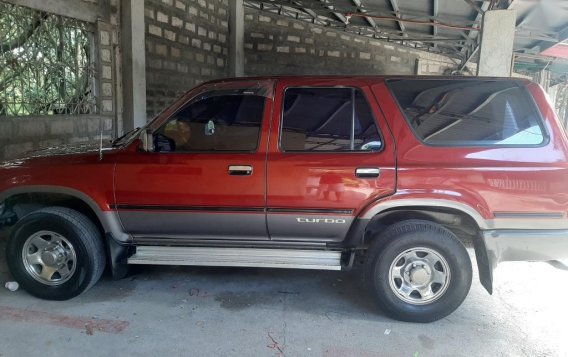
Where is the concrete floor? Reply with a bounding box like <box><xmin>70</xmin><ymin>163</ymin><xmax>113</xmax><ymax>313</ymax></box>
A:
<box><xmin>1</xmin><ymin>228</ymin><xmax>567</xmax><ymax>357</ymax></box>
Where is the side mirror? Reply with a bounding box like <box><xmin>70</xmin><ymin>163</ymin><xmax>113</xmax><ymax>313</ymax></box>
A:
<box><xmin>139</xmin><ymin>129</ymin><xmax>153</xmax><ymax>152</ymax></box>
<box><xmin>361</xmin><ymin>141</ymin><xmax>383</xmax><ymax>152</ymax></box>
<box><xmin>153</xmin><ymin>133</ymin><xmax>176</xmax><ymax>152</ymax></box>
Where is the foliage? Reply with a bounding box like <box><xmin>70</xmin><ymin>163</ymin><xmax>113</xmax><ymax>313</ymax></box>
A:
<box><xmin>0</xmin><ymin>2</ymin><xmax>96</xmax><ymax>116</ymax></box>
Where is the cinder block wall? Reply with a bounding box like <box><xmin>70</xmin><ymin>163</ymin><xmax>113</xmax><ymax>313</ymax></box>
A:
<box><xmin>144</xmin><ymin>0</ymin><xmax>230</xmax><ymax>118</ymax></box>
<box><xmin>245</xmin><ymin>8</ymin><xmax>431</xmax><ymax>76</ymax></box>
<box><xmin>243</xmin><ymin>9</ymin><xmax>475</xmax><ymax>77</ymax></box>
<box><xmin>0</xmin><ymin>116</ymin><xmax>114</xmax><ymax>159</ymax></box>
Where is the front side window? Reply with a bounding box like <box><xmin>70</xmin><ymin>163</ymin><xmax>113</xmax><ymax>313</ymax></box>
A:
<box><xmin>388</xmin><ymin>79</ymin><xmax>545</xmax><ymax>146</ymax></box>
<box><xmin>154</xmin><ymin>93</ymin><xmax>265</xmax><ymax>152</ymax></box>
<box><xmin>280</xmin><ymin>88</ymin><xmax>382</xmax><ymax>152</ymax></box>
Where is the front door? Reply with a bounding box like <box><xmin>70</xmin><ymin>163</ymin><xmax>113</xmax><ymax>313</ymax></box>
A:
<box><xmin>266</xmin><ymin>78</ymin><xmax>396</xmax><ymax>242</ymax></box>
<box><xmin>114</xmin><ymin>80</ymin><xmax>273</xmax><ymax>242</ymax></box>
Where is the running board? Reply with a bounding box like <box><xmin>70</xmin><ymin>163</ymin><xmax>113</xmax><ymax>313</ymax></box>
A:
<box><xmin>128</xmin><ymin>246</ymin><xmax>343</xmax><ymax>270</ymax></box>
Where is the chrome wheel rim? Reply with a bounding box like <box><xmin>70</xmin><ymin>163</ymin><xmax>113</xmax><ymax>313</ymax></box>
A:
<box><xmin>388</xmin><ymin>247</ymin><xmax>450</xmax><ymax>305</ymax></box>
<box><xmin>22</xmin><ymin>231</ymin><xmax>77</xmax><ymax>286</ymax></box>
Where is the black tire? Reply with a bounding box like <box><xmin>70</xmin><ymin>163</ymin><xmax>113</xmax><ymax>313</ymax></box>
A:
<box><xmin>365</xmin><ymin>219</ymin><xmax>472</xmax><ymax>323</ymax></box>
<box><xmin>6</xmin><ymin>207</ymin><xmax>105</xmax><ymax>300</ymax></box>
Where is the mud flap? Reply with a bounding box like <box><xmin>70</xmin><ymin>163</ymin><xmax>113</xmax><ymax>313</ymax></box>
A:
<box><xmin>473</xmin><ymin>233</ymin><xmax>493</xmax><ymax>294</ymax></box>
<box><xmin>0</xmin><ymin>211</ymin><xmax>17</xmax><ymax>228</ymax></box>
<box><xmin>106</xmin><ymin>233</ymin><xmax>132</xmax><ymax>280</ymax></box>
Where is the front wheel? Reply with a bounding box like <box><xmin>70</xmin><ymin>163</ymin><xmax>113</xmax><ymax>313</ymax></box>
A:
<box><xmin>365</xmin><ymin>220</ymin><xmax>472</xmax><ymax>322</ymax></box>
<box><xmin>6</xmin><ymin>207</ymin><xmax>106</xmax><ymax>300</ymax></box>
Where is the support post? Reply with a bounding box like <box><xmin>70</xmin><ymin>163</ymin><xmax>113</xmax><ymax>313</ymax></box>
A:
<box><xmin>477</xmin><ymin>9</ymin><xmax>517</xmax><ymax>77</ymax></box>
<box><xmin>229</xmin><ymin>0</ymin><xmax>245</xmax><ymax>77</ymax></box>
<box><xmin>536</xmin><ymin>69</ymin><xmax>551</xmax><ymax>91</ymax></box>
<box><xmin>121</xmin><ymin>0</ymin><xmax>147</xmax><ymax>132</ymax></box>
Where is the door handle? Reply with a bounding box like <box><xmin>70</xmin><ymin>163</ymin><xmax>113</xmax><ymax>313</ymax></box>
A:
<box><xmin>228</xmin><ymin>165</ymin><xmax>253</xmax><ymax>176</ymax></box>
<box><xmin>356</xmin><ymin>167</ymin><xmax>380</xmax><ymax>178</ymax></box>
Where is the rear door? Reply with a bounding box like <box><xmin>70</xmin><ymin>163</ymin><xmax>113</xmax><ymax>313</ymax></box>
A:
<box><xmin>266</xmin><ymin>78</ymin><xmax>396</xmax><ymax>242</ymax></box>
<box><xmin>114</xmin><ymin>80</ymin><xmax>273</xmax><ymax>243</ymax></box>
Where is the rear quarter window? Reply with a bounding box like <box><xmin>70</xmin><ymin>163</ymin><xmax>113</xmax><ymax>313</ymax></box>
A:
<box><xmin>387</xmin><ymin>79</ymin><xmax>546</xmax><ymax>146</ymax></box>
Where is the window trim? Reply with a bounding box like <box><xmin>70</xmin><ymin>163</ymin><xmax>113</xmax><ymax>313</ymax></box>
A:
<box><xmin>385</xmin><ymin>78</ymin><xmax>550</xmax><ymax>148</ymax></box>
<box><xmin>151</xmin><ymin>91</ymin><xmax>267</xmax><ymax>154</ymax></box>
<box><xmin>278</xmin><ymin>86</ymin><xmax>385</xmax><ymax>154</ymax></box>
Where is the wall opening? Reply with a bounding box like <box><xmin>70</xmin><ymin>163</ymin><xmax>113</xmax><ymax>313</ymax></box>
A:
<box><xmin>0</xmin><ymin>2</ymin><xmax>96</xmax><ymax>117</ymax></box>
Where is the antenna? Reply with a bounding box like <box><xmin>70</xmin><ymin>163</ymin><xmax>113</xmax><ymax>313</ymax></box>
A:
<box><xmin>99</xmin><ymin>115</ymin><xmax>104</xmax><ymax>161</ymax></box>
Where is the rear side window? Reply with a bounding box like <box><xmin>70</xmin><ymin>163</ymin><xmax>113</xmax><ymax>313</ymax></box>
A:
<box><xmin>280</xmin><ymin>88</ymin><xmax>382</xmax><ymax>152</ymax></box>
<box><xmin>388</xmin><ymin>79</ymin><xmax>545</xmax><ymax>146</ymax></box>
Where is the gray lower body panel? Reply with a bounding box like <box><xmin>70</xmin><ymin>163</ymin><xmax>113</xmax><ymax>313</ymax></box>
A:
<box><xmin>267</xmin><ymin>214</ymin><xmax>353</xmax><ymax>242</ymax></box>
<box><xmin>118</xmin><ymin>211</ymin><xmax>268</xmax><ymax>240</ymax></box>
<box><xmin>128</xmin><ymin>246</ymin><xmax>343</xmax><ymax>270</ymax></box>
<box><xmin>482</xmin><ymin>229</ymin><xmax>568</xmax><ymax>270</ymax></box>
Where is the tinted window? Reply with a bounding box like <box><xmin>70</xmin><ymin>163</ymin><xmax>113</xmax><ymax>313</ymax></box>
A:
<box><xmin>388</xmin><ymin>80</ymin><xmax>545</xmax><ymax>146</ymax></box>
<box><xmin>280</xmin><ymin>88</ymin><xmax>382</xmax><ymax>152</ymax></box>
<box><xmin>155</xmin><ymin>94</ymin><xmax>265</xmax><ymax>152</ymax></box>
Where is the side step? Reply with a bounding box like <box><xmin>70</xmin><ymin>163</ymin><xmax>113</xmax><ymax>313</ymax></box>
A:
<box><xmin>128</xmin><ymin>246</ymin><xmax>343</xmax><ymax>270</ymax></box>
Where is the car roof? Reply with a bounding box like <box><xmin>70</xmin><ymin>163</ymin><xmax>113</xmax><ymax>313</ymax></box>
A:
<box><xmin>202</xmin><ymin>75</ymin><xmax>533</xmax><ymax>86</ymax></box>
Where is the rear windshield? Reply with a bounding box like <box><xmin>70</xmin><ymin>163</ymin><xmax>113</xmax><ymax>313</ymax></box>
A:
<box><xmin>387</xmin><ymin>79</ymin><xmax>545</xmax><ymax>146</ymax></box>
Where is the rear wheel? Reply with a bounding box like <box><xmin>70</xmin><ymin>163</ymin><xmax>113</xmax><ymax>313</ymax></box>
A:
<box><xmin>6</xmin><ymin>207</ymin><xmax>105</xmax><ymax>300</ymax></box>
<box><xmin>365</xmin><ymin>220</ymin><xmax>472</xmax><ymax>322</ymax></box>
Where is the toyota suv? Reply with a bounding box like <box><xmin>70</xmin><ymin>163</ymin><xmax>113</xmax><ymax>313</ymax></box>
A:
<box><xmin>1</xmin><ymin>76</ymin><xmax>567</xmax><ymax>322</ymax></box>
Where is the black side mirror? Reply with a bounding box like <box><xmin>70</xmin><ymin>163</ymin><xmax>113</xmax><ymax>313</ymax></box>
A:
<box><xmin>153</xmin><ymin>133</ymin><xmax>176</xmax><ymax>152</ymax></box>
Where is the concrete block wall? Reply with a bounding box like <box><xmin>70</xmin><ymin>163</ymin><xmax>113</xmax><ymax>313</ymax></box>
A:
<box><xmin>243</xmin><ymin>9</ymin><xmax>470</xmax><ymax>77</ymax></box>
<box><xmin>0</xmin><ymin>116</ymin><xmax>114</xmax><ymax>159</ymax></box>
<box><xmin>417</xmin><ymin>51</ymin><xmax>476</xmax><ymax>76</ymax></box>
<box><xmin>244</xmin><ymin>9</ymin><xmax>419</xmax><ymax>76</ymax></box>
<box><xmin>98</xmin><ymin>16</ymin><xmax>120</xmax><ymax>127</ymax></box>
<box><xmin>144</xmin><ymin>0</ymin><xmax>230</xmax><ymax>118</ymax></box>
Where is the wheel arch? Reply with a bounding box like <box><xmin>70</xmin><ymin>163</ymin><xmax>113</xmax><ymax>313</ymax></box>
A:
<box><xmin>363</xmin><ymin>206</ymin><xmax>481</xmax><ymax>244</ymax></box>
<box><xmin>360</xmin><ymin>199</ymin><xmax>489</xmax><ymax>229</ymax></box>
<box><xmin>1</xmin><ymin>186</ymin><xmax>108</xmax><ymax>231</ymax></box>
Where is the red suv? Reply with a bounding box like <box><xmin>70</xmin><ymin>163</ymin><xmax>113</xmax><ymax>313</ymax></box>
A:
<box><xmin>2</xmin><ymin>76</ymin><xmax>568</xmax><ymax>322</ymax></box>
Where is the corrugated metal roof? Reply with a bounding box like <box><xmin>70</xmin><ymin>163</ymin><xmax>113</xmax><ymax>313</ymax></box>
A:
<box><xmin>542</xmin><ymin>43</ymin><xmax>568</xmax><ymax>59</ymax></box>
<box><xmin>245</xmin><ymin>0</ymin><xmax>568</xmax><ymax>73</ymax></box>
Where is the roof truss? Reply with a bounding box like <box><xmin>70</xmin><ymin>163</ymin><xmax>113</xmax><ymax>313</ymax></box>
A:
<box><xmin>244</xmin><ymin>0</ymin><xmax>568</xmax><ymax>69</ymax></box>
